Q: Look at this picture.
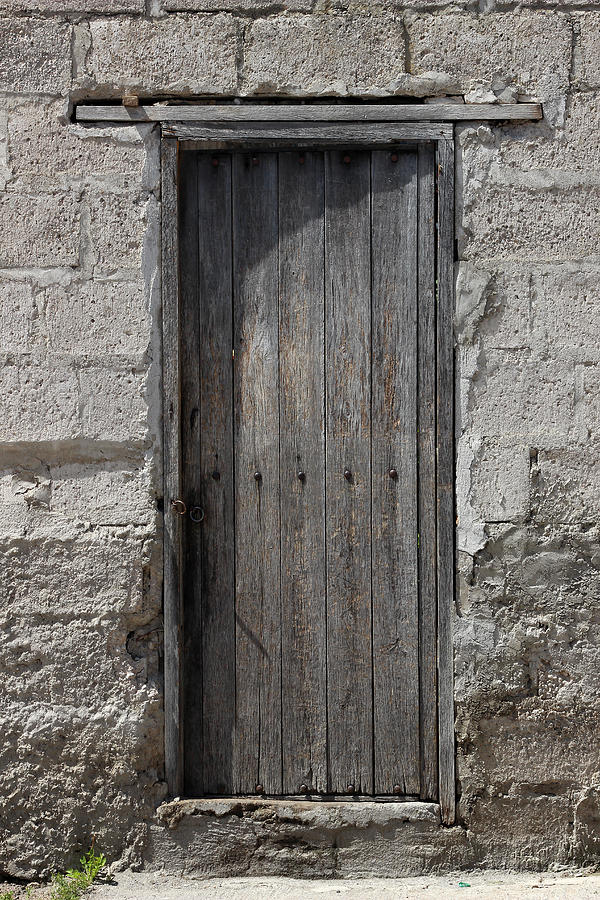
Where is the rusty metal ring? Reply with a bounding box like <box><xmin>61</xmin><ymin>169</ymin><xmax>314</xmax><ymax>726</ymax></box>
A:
<box><xmin>171</xmin><ymin>498</ymin><xmax>187</xmax><ymax>516</ymax></box>
<box><xmin>190</xmin><ymin>506</ymin><xmax>205</xmax><ymax>523</ymax></box>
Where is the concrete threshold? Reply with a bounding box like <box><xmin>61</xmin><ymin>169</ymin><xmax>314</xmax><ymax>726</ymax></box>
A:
<box><xmin>146</xmin><ymin>798</ymin><xmax>472</xmax><ymax>878</ymax></box>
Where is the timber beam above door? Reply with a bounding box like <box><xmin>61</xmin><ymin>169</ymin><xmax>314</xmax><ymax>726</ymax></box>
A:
<box><xmin>77</xmin><ymin>101</ymin><xmax>542</xmax><ymax>123</ymax></box>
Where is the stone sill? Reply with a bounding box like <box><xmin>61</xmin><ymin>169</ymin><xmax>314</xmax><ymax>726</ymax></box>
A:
<box><xmin>156</xmin><ymin>797</ymin><xmax>441</xmax><ymax>831</ymax></box>
<box><xmin>147</xmin><ymin>797</ymin><xmax>468</xmax><ymax>877</ymax></box>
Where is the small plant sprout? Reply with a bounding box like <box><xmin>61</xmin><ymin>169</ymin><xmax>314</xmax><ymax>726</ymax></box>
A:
<box><xmin>50</xmin><ymin>839</ymin><xmax>107</xmax><ymax>900</ymax></box>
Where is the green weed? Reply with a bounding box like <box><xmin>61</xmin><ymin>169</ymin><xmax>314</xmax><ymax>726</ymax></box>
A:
<box><xmin>50</xmin><ymin>843</ymin><xmax>106</xmax><ymax>900</ymax></box>
<box><xmin>0</xmin><ymin>890</ymin><xmax>15</xmax><ymax>900</ymax></box>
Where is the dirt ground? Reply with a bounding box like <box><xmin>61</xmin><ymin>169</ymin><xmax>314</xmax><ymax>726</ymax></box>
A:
<box><xmin>3</xmin><ymin>871</ymin><xmax>600</xmax><ymax>899</ymax></box>
<box><xmin>94</xmin><ymin>871</ymin><xmax>600</xmax><ymax>898</ymax></box>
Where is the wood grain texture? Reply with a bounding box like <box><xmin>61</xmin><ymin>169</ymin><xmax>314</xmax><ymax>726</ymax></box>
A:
<box><xmin>178</xmin><ymin>150</ymin><xmax>203</xmax><ymax>796</ymax></box>
<box><xmin>325</xmin><ymin>149</ymin><xmax>373</xmax><ymax>796</ymax></box>
<box><xmin>171</xmin><ymin>140</ymin><xmax>452</xmax><ymax>804</ymax></box>
<box><xmin>233</xmin><ymin>152</ymin><xmax>282</xmax><ymax>795</ymax></box>
<box><xmin>278</xmin><ymin>151</ymin><xmax>328</xmax><ymax>795</ymax></box>
<box><xmin>163</xmin><ymin>123</ymin><xmax>452</xmax><ymax>144</ymax></box>
<box><xmin>417</xmin><ymin>143</ymin><xmax>439</xmax><ymax>802</ymax></box>
<box><xmin>161</xmin><ymin>137</ymin><xmax>183</xmax><ymax>798</ymax></box>
<box><xmin>371</xmin><ymin>149</ymin><xmax>420</xmax><ymax>796</ymax></box>
<box><xmin>436</xmin><ymin>138</ymin><xmax>456</xmax><ymax>825</ymax></box>
<box><xmin>196</xmin><ymin>153</ymin><xmax>236</xmax><ymax>795</ymax></box>
<box><xmin>77</xmin><ymin>103</ymin><xmax>542</xmax><ymax>123</ymax></box>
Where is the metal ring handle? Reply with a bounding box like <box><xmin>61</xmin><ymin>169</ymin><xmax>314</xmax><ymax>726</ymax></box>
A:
<box><xmin>171</xmin><ymin>498</ymin><xmax>187</xmax><ymax>516</ymax></box>
<box><xmin>190</xmin><ymin>506</ymin><xmax>205</xmax><ymax>523</ymax></box>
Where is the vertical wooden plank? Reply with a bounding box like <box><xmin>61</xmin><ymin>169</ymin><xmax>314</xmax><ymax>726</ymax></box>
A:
<box><xmin>371</xmin><ymin>149</ymin><xmax>420</xmax><ymax>796</ymax></box>
<box><xmin>197</xmin><ymin>153</ymin><xmax>236</xmax><ymax>795</ymax></box>
<box><xmin>417</xmin><ymin>143</ymin><xmax>439</xmax><ymax>802</ymax></box>
<box><xmin>279</xmin><ymin>151</ymin><xmax>327</xmax><ymax>795</ymax></box>
<box><xmin>179</xmin><ymin>150</ymin><xmax>203</xmax><ymax>795</ymax></box>
<box><xmin>325</xmin><ymin>149</ymin><xmax>373</xmax><ymax>795</ymax></box>
<box><xmin>161</xmin><ymin>137</ymin><xmax>183</xmax><ymax>797</ymax></box>
<box><xmin>233</xmin><ymin>152</ymin><xmax>282</xmax><ymax>795</ymax></box>
<box><xmin>437</xmin><ymin>137</ymin><xmax>456</xmax><ymax>824</ymax></box>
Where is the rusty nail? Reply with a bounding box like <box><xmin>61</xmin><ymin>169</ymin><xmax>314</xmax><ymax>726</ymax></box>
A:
<box><xmin>391</xmin><ymin>153</ymin><xmax>398</xmax><ymax>163</ymax></box>
<box><xmin>254</xmin><ymin>471</ymin><xmax>262</xmax><ymax>482</ymax></box>
<box><xmin>212</xmin><ymin>470</ymin><xmax>220</xmax><ymax>481</ymax></box>
<box><xmin>393</xmin><ymin>784</ymin><xmax>402</xmax><ymax>794</ymax></box>
<box><xmin>252</xmin><ymin>156</ymin><xmax>259</xmax><ymax>166</ymax></box>
<box><xmin>299</xmin><ymin>154</ymin><xmax>305</xmax><ymax>165</ymax></box>
<box><xmin>389</xmin><ymin>468</ymin><xmax>398</xmax><ymax>479</ymax></box>
<box><xmin>256</xmin><ymin>783</ymin><xmax>264</xmax><ymax>794</ymax></box>
<box><xmin>300</xmin><ymin>783</ymin><xmax>309</xmax><ymax>793</ymax></box>
<box><xmin>297</xmin><ymin>471</ymin><xmax>306</xmax><ymax>482</ymax></box>
<box><xmin>343</xmin><ymin>154</ymin><xmax>351</xmax><ymax>164</ymax></box>
<box><xmin>344</xmin><ymin>469</ymin><xmax>352</xmax><ymax>481</ymax></box>
<box><xmin>212</xmin><ymin>157</ymin><xmax>219</xmax><ymax>167</ymax></box>
<box><xmin>346</xmin><ymin>783</ymin><xmax>355</xmax><ymax>793</ymax></box>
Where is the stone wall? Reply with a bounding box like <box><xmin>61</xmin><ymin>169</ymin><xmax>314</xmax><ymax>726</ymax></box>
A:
<box><xmin>1</xmin><ymin>0</ymin><xmax>599</xmax><ymax>880</ymax></box>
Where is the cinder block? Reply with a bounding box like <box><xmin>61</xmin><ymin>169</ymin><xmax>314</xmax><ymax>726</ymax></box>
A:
<box><xmin>50</xmin><ymin>462</ymin><xmax>154</xmax><ymax>527</ymax></box>
<box><xmin>575</xmin><ymin>363</ymin><xmax>600</xmax><ymax>441</ymax></box>
<box><xmin>0</xmin><ymin>0</ymin><xmax>143</xmax><ymax>8</ymax></box>
<box><xmin>0</xmin><ymin>365</ymin><xmax>80</xmax><ymax>442</ymax></box>
<box><xmin>456</xmin><ymin>264</ymin><xmax>532</xmax><ymax>350</ymax></box>
<box><xmin>458</xmin><ymin>93</ymin><xmax>600</xmax><ymax>179</ymax></box>
<box><xmin>532</xmin><ymin>444</ymin><xmax>600</xmax><ymax>524</ymax></box>
<box><xmin>465</xmin><ymin>522</ymin><xmax>600</xmax><ymax>615</ymax></box>
<box><xmin>469</xmin><ymin>437</ymin><xmax>531</xmax><ymax>522</ymax></box>
<box><xmin>496</xmin><ymin>0</ymin><xmax>600</xmax><ymax>4</ymax></box>
<box><xmin>81</xmin><ymin>15</ymin><xmax>238</xmax><ymax>95</ymax></box>
<box><xmin>43</xmin><ymin>281</ymin><xmax>150</xmax><ymax>361</ymax></box>
<box><xmin>164</xmin><ymin>0</ymin><xmax>311</xmax><ymax>8</ymax></box>
<box><xmin>0</xmin><ymin>530</ymin><xmax>147</xmax><ymax>617</ymax></box>
<box><xmin>242</xmin><ymin>13</ymin><xmax>405</xmax><ymax>96</ymax></box>
<box><xmin>574</xmin><ymin>13</ymin><xmax>600</xmax><ymax>89</ymax></box>
<box><xmin>0</xmin><ymin>278</ymin><xmax>149</xmax><ymax>362</ymax></box>
<box><xmin>0</xmin><ymin>17</ymin><xmax>71</xmax><ymax>95</ymax></box>
<box><xmin>408</xmin><ymin>12</ymin><xmax>570</xmax><ymax>105</ymax></box>
<box><xmin>460</xmin><ymin>183</ymin><xmax>600</xmax><ymax>261</ymax></box>
<box><xmin>7</xmin><ymin>98</ymin><xmax>156</xmax><ymax>192</ymax></box>
<box><xmin>465</xmin><ymin>350</ymin><xmax>573</xmax><ymax>446</ymax></box>
<box><xmin>89</xmin><ymin>194</ymin><xmax>150</xmax><ymax>275</ymax></box>
<box><xmin>0</xmin><ymin>280</ymin><xmax>38</xmax><ymax>352</ymax></box>
<box><xmin>79</xmin><ymin>369</ymin><xmax>148</xmax><ymax>442</ymax></box>
<box><xmin>532</xmin><ymin>266</ymin><xmax>600</xmax><ymax>361</ymax></box>
<box><xmin>0</xmin><ymin>617</ymin><xmax>160</xmax><ymax>761</ymax></box>
<box><xmin>0</xmin><ymin>193</ymin><xmax>80</xmax><ymax>267</ymax></box>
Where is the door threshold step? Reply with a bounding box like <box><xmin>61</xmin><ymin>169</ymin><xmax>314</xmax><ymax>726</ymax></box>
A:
<box><xmin>145</xmin><ymin>798</ymin><xmax>470</xmax><ymax>878</ymax></box>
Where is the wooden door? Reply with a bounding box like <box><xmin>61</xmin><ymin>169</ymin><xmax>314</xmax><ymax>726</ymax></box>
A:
<box><xmin>178</xmin><ymin>145</ymin><xmax>440</xmax><ymax>800</ymax></box>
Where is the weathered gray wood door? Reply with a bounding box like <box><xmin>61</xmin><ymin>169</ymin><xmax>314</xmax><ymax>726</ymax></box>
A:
<box><xmin>179</xmin><ymin>145</ymin><xmax>439</xmax><ymax>800</ymax></box>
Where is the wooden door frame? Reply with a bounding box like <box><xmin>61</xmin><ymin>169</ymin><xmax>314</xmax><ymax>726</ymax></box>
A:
<box><xmin>160</xmin><ymin>121</ymin><xmax>456</xmax><ymax>825</ymax></box>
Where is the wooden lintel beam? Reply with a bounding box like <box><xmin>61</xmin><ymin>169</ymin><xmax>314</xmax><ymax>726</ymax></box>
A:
<box><xmin>163</xmin><ymin>122</ymin><xmax>453</xmax><ymax>143</ymax></box>
<box><xmin>76</xmin><ymin>102</ymin><xmax>543</xmax><ymax>124</ymax></box>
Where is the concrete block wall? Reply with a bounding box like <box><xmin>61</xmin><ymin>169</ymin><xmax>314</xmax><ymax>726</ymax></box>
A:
<box><xmin>0</xmin><ymin>0</ymin><xmax>599</xmax><ymax>879</ymax></box>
